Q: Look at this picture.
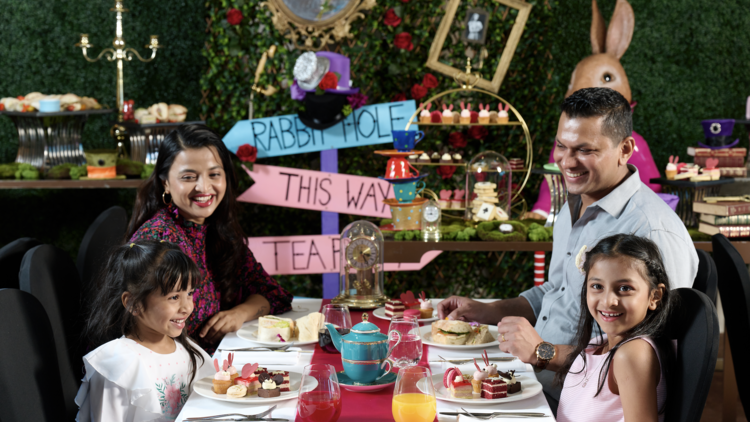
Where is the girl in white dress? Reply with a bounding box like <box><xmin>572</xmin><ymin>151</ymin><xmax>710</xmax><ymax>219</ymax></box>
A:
<box><xmin>76</xmin><ymin>240</ymin><xmax>213</xmax><ymax>421</ymax></box>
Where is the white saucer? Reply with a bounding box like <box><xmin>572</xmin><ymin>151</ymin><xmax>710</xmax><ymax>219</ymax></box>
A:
<box><xmin>419</xmin><ymin>325</ymin><xmax>499</xmax><ymax>349</ymax></box>
<box><xmin>193</xmin><ymin>371</ymin><xmax>313</xmax><ymax>404</ymax></box>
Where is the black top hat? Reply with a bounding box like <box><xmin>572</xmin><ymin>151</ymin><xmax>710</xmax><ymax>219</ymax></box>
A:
<box><xmin>298</xmin><ymin>93</ymin><xmax>347</xmax><ymax>130</ymax></box>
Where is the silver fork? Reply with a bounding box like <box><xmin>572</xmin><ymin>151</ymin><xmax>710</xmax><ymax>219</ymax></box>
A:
<box><xmin>459</xmin><ymin>407</ymin><xmax>547</xmax><ymax>419</ymax></box>
<box><xmin>185</xmin><ymin>405</ymin><xmax>276</xmax><ymax>420</ymax></box>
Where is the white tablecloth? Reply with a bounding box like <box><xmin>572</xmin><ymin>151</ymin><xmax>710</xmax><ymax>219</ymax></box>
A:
<box><xmin>176</xmin><ymin>298</ymin><xmax>555</xmax><ymax>421</ymax></box>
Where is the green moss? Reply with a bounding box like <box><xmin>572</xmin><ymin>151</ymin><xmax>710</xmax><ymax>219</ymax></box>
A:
<box><xmin>477</xmin><ymin>220</ymin><xmax>529</xmax><ymax>242</ymax></box>
<box><xmin>116</xmin><ymin>158</ymin><xmax>144</xmax><ymax>177</ymax></box>
<box><xmin>46</xmin><ymin>163</ymin><xmax>76</xmax><ymax>180</ymax></box>
<box><xmin>69</xmin><ymin>165</ymin><xmax>87</xmax><ymax>180</ymax></box>
<box><xmin>14</xmin><ymin>163</ymin><xmax>39</xmax><ymax>180</ymax></box>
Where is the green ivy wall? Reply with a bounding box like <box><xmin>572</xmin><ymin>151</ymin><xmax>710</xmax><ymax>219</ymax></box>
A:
<box><xmin>1</xmin><ymin>0</ymin><xmax>748</xmax><ymax>299</ymax></box>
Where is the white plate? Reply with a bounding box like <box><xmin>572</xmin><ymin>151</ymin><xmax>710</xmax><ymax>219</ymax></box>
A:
<box><xmin>419</xmin><ymin>325</ymin><xmax>499</xmax><ymax>349</ymax></box>
<box><xmin>420</xmin><ymin>373</ymin><xmax>542</xmax><ymax>405</ymax></box>
<box><xmin>193</xmin><ymin>371</ymin><xmax>313</xmax><ymax>404</ymax></box>
<box><xmin>236</xmin><ymin>323</ymin><xmax>318</xmax><ymax>346</ymax></box>
<box><xmin>372</xmin><ymin>305</ymin><xmax>438</xmax><ymax>323</ymax></box>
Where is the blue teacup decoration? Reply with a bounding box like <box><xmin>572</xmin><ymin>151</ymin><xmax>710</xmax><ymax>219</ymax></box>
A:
<box><xmin>393</xmin><ymin>180</ymin><xmax>426</xmax><ymax>203</ymax></box>
<box><xmin>392</xmin><ymin>130</ymin><xmax>425</xmax><ymax>152</ymax></box>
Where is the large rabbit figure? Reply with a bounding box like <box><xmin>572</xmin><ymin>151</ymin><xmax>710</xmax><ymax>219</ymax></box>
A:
<box><xmin>526</xmin><ymin>0</ymin><xmax>662</xmax><ymax>220</ymax></box>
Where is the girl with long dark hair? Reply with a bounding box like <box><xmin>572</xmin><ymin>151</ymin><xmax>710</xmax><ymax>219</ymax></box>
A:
<box><xmin>555</xmin><ymin>234</ymin><xmax>676</xmax><ymax>422</ymax></box>
<box><xmin>76</xmin><ymin>240</ymin><xmax>212</xmax><ymax>421</ymax></box>
<box><xmin>125</xmin><ymin>124</ymin><xmax>292</xmax><ymax>352</ymax></box>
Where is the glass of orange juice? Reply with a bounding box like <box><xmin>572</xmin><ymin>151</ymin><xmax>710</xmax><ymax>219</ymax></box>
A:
<box><xmin>392</xmin><ymin>366</ymin><xmax>437</xmax><ymax>422</ymax></box>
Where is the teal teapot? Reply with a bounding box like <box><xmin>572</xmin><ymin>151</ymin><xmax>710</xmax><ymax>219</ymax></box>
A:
<box><xmin>326</xmin><ymin>313</ymin><xmax>401</xmax><ymax>384</ymax></box>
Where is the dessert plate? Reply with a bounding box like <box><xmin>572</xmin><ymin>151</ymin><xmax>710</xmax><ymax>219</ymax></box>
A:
<box><xmin>193</xmin><ymin>371</ymin><xmax>313</xmax><ymax>404</ymax></box>
<box><xmin>421</xmin><ymin>373</ymin><xmax>542</xmax><ymax>405</ymax></box>
<box><xmin>419</xmin><ymin>325</ymin><xmax>499</xmax><ymax>349</ymax></box>
<box><xmin>372</xmin><ymin>306</ymin><xmax>438</xmax><ymax>323</ymax></box>
<box><xmin>237</xmin><ymin>322</ymin><xmax>318</xmax><ymax>346</ymax></box>
<box><xmin>337</xmin><ymin>371</ymin><xmax>397</xmax><ymax>393</ymax></box>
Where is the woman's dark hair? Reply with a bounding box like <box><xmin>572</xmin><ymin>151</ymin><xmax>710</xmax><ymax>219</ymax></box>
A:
<box><xmin>125</xmin><ymin>124</ymin><xmax>247</xmax><ymax>306</ymax></box>
<box><xmin>84</xmin><ymin>240</ymin><xmax>205</xmax><ymax>385</ymax></box>
<box><xmin>554</xmin><ymin>234</ymin><xmax>676</xmax><ymax>408</ymax></box>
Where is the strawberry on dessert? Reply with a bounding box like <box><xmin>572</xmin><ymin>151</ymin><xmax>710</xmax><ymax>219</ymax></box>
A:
<box><xmin>233</xmin><ymin>363</ymin><xmax>261</xmax><ymax>395</ymax></box>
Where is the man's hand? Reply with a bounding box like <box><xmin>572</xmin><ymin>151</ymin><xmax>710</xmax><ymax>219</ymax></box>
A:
<box><xmin>199</xmin><ymin>308</ymin><xmax>247</xmax><ymax>344</ymax></box>
<box><xmin>437</xmin><ymin>296</ymin><xmax>498</xmax><ymax>324</ymax></box>
<box><xmin>497</xmin><ymin>316</ymin><xmax>543</xmax><ymax>364</ymax></box>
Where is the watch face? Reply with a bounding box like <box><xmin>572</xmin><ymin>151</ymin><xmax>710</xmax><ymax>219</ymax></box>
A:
<box><xmin>537</xmin><ymin>343</ymin><xmax>555</xmax><ymax>360</ymax></box>
<box><xmin>424</xmin><ymin>205</ymin><xmax>440</xmax><ymax>222</ymax></box>
<box><xmin>345</xmin><ymin>237</ymin><xmax>378</xmax><ymax>270</ymax></box>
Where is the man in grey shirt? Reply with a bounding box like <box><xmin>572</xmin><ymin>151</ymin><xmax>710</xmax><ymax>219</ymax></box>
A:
<box><xmin>437</xmin><ymin>87</ymin><xmax>697</xmax><ymax>408</ymax></box>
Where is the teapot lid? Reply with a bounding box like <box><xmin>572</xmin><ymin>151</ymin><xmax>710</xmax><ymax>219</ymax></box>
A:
<box><xmin>351</xmin><ymin>313</ymin><xmax>381</xmax><ymax>334</ymax></box>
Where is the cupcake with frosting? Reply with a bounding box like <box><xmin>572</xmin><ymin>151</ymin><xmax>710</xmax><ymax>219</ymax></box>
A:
<box><xmin>212</xmin><ymin>358</ymin><xmax>232</xmax><ymax>394</ymax></box>
<box><xmin>460</xmin><ymin>102</ymin><xmax>472</xmax><ymax>124</ymax></box>
<box><xmin>418</xmin><ymin>153</ymin><xmax>431</xmax><ymax>163</ymax></box>
<box><xmin>226</xmin><ymin>353</ymin><xmax>239</xmax><ymax>382</ymax></box>
<box><xmin>441</xmin><ymin>104</ymin><xmax>454</xmax><ymax>124</ymax></box>
<box><xmin>419</xmin><ymin>103</ymin><xmax>433</xmax><ymax>124</ymax></box>
<box><xmin>478</xmin><ymin>103</ymin><xmax>491</xmax><ymax>124</ymax></box>
<box><xmin>418</xmin><ymin>291</ymin><xmax>434</xmax><ymax>319</ymax></box>
<box><xmin>430</xmin><ymin>152</ymin><xmax>441</xmax><ymax>163</ymax></box>
<box><xmin>497</xmin><ymin>103</ymin><xmax>510</xmax><ymax>123</ymax></box>
<box><xmin>471</xmin><ymin>359</ymin><xmax>489</xmax><ymax>397</ymax></box>
<box><xmin>439</xmin><ymin>190</ymin><xmax>452</xmax><ymax>209</ymax></box>
<box><xmin>440</xmin><ymin>153</ymin><xmax>453</xmax><ymax>164</ymax></box>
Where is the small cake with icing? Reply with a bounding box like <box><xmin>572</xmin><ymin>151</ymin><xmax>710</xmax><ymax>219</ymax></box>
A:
<box><xmin>497</xmin><ymin>103</ymin><xmax>510</xmax><ymax>123</ymax></box>
<box><xmin>419</xmin><ymin>103</ymin><xmax>433</xmax><ymax>124</ymax></box>
<box><xmin>400</xmin><ymin>291</ymin><xmax>420</xmax><ymax>310</ymax></box>
<box><xmin>460</xmin><ymin>102</ymin><xmax>471</xmax><ymax>124</ymax></box>
<box><xmin>471</xmin><ymin>358</ymin><xmax>489</xmax><ymax>398</ymax></box>
<box><xmin>212</xmin><ymin>358</ymin><xmax>232</xmax><ymax>394</ymax></box>
<box><xmin>418</xmin><ymin>291</ymin><xmax>433</xmax><ymax>319</ymax></box>
<box><xmin>407</xmin><ymin>154</ymin><xmax>418</xmax><ymax>163</ymax></box>
<box><xmin>226</xmin><ymin>353</ymin><xmax>239</xmax><ymax>382</ymax></box>
<box><xmin>418</xmin><ymin>153</ymin><xmax>431</xmax><ymax>164</ymax></box>
<box><xmin>233</xmin><ymin>363</ymin><xmax>261</xmax><ymax>396</ymax></box>
<box><xmin>385</xmin><ymin>298</ymin><xmax>405</xmax><ymax>318</ymax></box>
<box><xmin>430</xmin><ymin>152</ymin><xmax>441</xmax><ymax>163</ymax></box>
<box><xmin>257</xmin><ymin>373</ymin><xmax>283</xmax><ymax>398</ymax></box>
<box><xmin>440</xmin><ymin>153</ymin><xmax>453</xmax><ymax>164</ymax></box>
<box><xmin>498</xmin><ymin>370</ymin><xmax>522</xmax><ymax>394</ymax></box>
<box><xmin>441</xmin><ymin>104</ymin><xmax>454</xmax><ymax>124</ymax></box>
<box><xmin>430</xmin><ymin>109</ymin><xmax>443</xmax><ymax>123</ymax></box>
<box><xmin>481</xmin><ymin>376</ymin><xmax>508</xmax><ymax>399</ymax></box>
<box><xmin>226</xmin><ymin>385</ymin><xmax>247</xmax><ymax>399</ymax></box>
<box><xmin>444</xmin><ymin>367</ymin><xmax>473</xmax><ymax>399</ymax></box>
<box><xmin>480</xmin><ymin>350</ymin><xmax>499</xmax><ymax>377</ymax></box>
<box><xmin>271</xmin><ymin>370</ymin><xmax>291</xmax><ymax>392</ymax></box>
<box><xmin>478</xmin><ymin>103</ymin><xmax>491</xmax><ymax>124</ymax></box>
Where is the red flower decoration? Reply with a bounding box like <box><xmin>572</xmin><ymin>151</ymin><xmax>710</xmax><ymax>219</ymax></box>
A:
<box><xmin>227</xmin><ymin>8</ymin><xmax>243</xmax><ymax>26</ymax></box>
<box><xmin>470</xmin><ymin>111</ymin><xmax>479</xmax><ymax>123</ymax></box>
<box><xmin>384</xmin><ymin>8</ymin><xmax>401</xmax><ymax>27</ymax></box>
<box><xmin>468</xmin><ymin>125</ymin><xmax>489</xmax><ymax>140</ymax></box>
<box><xmin>448</xmin><ymin>132</ymin><xmax>467</xmax><ymax>149</ymax></box>
<box><xmin>411</xmin><ymin>84</ymin><xmax>428</xmax><ymax>100</ymax></box>
<box><xmin>394</xmin><ymin>32</ymin><xmax>414</xmax><ymax>51</ymax></box>
<box><xmin>392</xmin><ymin>93</ymin><xmax>407</xmax><ymax>102</ymax></box>
<box><xmin>236</xmin><ymin>144</ymin><xmax>258</xmax><ymax>163</ymax></box>
<box><xmin>422</xmin><ymin>73</ymin><xmax>439</xmax><ymax>89</ymax></box>
<box><xmin>318</xmin><ymin>72</ymin><xmax>338</xmax><ymax>91</ymax></box>
<box><xmin>437</xmin><ymin>165</ymin><xmax>457</xmax><ymax>179</ymax></box>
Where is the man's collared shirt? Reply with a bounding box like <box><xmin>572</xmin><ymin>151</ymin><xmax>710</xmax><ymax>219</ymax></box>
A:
<box><xmin>519</xmin><ymin>164</ymin><xmax>698</xmax><ymax>346</ymax></box>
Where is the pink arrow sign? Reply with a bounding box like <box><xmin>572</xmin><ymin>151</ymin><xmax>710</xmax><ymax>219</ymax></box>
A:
<box><xmin>239</xmin><ymin>164</ymin><xmax>394</xmax><ymax>218</ymax></box>
<box><xmin>248</xmin><ymin>235</ymin><xmax>441</xmax><ymax>275</ymax></box>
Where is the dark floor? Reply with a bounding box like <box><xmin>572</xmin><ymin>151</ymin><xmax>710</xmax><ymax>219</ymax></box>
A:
<box><xmin>700</xmin><ymin>370</ymin><xmax>747</xmax><ymax>422</ymax></box>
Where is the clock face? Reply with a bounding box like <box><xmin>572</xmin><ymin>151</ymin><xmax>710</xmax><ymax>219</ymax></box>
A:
<box><xmin>346</xmin><ymin>237</ymin><xmax>378</xmax><ymax>270</ymax></box>
<box><xmin>424</xmin><ymin>205</ymin><xmax>440</xmax><ymax>223</ymax></box>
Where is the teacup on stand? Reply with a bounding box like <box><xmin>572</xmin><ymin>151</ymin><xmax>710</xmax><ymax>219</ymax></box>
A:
<box><xmin>392</xmin><ymin>130</ymin><xmax>425</xmax><ymax>152</ymax></box>
<box><xmin>385</xmin><ymin>157</ymin><xmax>419</xmax><ymax>180</ymax></box>
<box><xmin>393</xmin><ymin>180</ymin><xmax>426</xmax><ymax>203</ymax></box>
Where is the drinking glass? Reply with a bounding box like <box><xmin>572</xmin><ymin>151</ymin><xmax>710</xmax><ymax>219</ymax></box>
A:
<box><xmin>319</xmin><ymin>304</ymin><xmax>353</xmax><ymax>354</ymax></box>
<box><xmin>392</xmin><ymin>366</ymin><xmax>437</xmax><ymax>422</ymax></box>
<box><xmin>296</xmin><ymin>364</ymin><xmax>342</xmax><ymax>422</ymax></box>
<box><xmin>388</xmin><ymin>315</ymin><xmax>422</xmax><ymax>368</ymax></box>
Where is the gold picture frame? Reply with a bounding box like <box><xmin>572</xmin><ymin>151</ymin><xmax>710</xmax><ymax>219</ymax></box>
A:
<box><xmin>426</xmin><ymin>0</ymin><xmax>533</xmax><ymax>93</ymax></box>
<box><xmin>261</xmin><ymin>0</ymin><xmax>376</xmax><ymax>51</ymax></box>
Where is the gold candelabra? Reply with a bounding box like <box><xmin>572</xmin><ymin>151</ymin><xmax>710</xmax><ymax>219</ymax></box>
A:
<box><xmin>75</xmin><ymin>1</ymin><xmax>162</xmax><ymax>122</ymax></box>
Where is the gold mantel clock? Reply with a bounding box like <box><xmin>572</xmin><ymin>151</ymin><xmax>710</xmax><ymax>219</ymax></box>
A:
<box><xmin>332</xmin><ymin>220</ymin><xmax>387</xmax><ymax>309</ymax></box>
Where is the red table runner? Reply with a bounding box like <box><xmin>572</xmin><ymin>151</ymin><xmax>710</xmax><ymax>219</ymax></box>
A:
<box><xmin>297</xmin><ymin>300</ymin><xmax>431</xmax><ymax>421</ymax></box>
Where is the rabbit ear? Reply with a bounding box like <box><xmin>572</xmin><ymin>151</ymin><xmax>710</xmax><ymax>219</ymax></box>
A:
<box><xmin>213</xmin><ymin>358</ymin><xmax>220</xmax><ymax>372</ymax></box>
<box><xmin>504</xmin><ymin>104</ymin><xmax>510</xmax><ymax>112</ymax></box>
<box><xmin>605</xmin><ymin>0</ymin><xmax>634</xmax><ymax>59</ymax></box>
<box><xmin>426</xmin><ymin>103</ymin><xmax>432</xmax><ymax>111</ymax></box>
<box><xmin>669</xmin><ymin>155</ymin><xmax>674</xmax><ymax>164</ymax></box>
<box><xmin>442</xmin><ymin>104</ymin><xmax>447</xmax><ymax>111</ymax></box>
<box><xmin>467</xmin><ymin>103</ymin><xmax>472</xmax><ymax>110</ymax></box>
<box><xmin>590</xmin><ymin>0</ymin><xmax>607</xmax><ymax>54</ymax></box>
<box><xmin>460</xmin><ymin>101</ymin><xmax>466</xmax><ymax>110</ymax></box>
<box><xmin>449</xmin><ymin>104</ymin><xmax>454</xmax><ymax>111</ymax></box>
<box><xmin>228</xmin><ymin>353</ymin><xmax>234</xmax><ymax>366</ymax></box>
<box><xmin>223</xmin><ymin>360</ymin><xmax>229</xmax><ymax>371</ymax></box>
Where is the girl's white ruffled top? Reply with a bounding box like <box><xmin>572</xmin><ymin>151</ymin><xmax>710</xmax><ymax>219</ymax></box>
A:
<box><xmin>76</xmin><ymin>337</ymin><xmax>213</xmax><ymax>422</ymax></box>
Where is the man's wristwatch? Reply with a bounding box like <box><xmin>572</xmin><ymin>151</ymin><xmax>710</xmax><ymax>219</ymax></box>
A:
<box><xmin>534</xmin><ymin>341</ymin><xmax>556</xmax><ymax>372</ymax></box>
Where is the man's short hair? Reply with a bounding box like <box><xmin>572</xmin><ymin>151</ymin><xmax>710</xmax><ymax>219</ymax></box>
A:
<box><xmin>561</xmin><ymin>87</ymin><xmax>632</xmax><ymax>145</ymax></box>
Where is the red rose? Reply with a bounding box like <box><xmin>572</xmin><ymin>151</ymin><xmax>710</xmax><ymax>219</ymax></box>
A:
<box><xmin>468</xmin><ymin>125</ymin><xmax>488</xmax><ymax>140</ymax></box>
<box><xmin>384</xmin><ymin>8</ymin><xmax>401</xmax><ymax>27</ymax></box>
<box><xmin>236</xmin><ymin>144</ymin><xmax>257</xmax><ymax>163</ymax></box>
<box><xmin>411</xmin><ymin>84</ymin><xmax>428</xmax><ymax>100</ymax></box>
<box><xmin>392</xmin><ymin>93</ymin><xmax>407</xmax><ymax>102</ymax></box>
<box><xmin>227</xmin><ymin>8</ymin><xmax>243</xmax><ymax>25</ymax></box>
<box><xmin>448</xmin><ymin>132</ymin><xmax>467</xmax><ymax>149</ymax></box>
<box><xmin>394</xmin><ymin>32</ymin><xmax>414</xmax><ymax>51</ymax></box>
<box><xmin>470</xmin><ymin>111</ymin><xmax>479</xmax><ymax>123</ymax></box>
<box><xmin>318</xmin><ymin>72</ymin><xmax>338</xmax><ymax>91</ymax></box>
<box><xmin>437</xmin><ymin>165</ymin><xmax>457</xmax><ymax>179</ymax></box>
<box><xmin>422</xmin><ymin>73</ymin><xmax>438</xmax><ymax>89</ymax></box>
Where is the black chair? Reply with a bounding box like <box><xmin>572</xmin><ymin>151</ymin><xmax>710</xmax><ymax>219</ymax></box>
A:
<box><xmin>693</xmin><ymin>249</ymin><xmax>718</xmax><ymax>305</ymax></box>
<box><xmin>0</xmin><ymin>289</ymin><xmax>67</xmax><ymax>422</ymax></box>
<box><xmin>711</xmin><ymin>234</ymin><xmax>750</xmax><ymax>415</ymax></box>
<box><xmin>77</xmin><ymin>205</ymin><xmax>127</xmax><ymax>292</ymax></box>
<box><xmin>19</xmin><ymin>245</ymin><xmax>82</xmax><ymax>420</ymax></box>
<box><xmin>0</xmin><ymin>237</ymin><xmax>41</xmax><ymax>289</ymax></box>
<box><xmin>664</xmin><ymin>288</ymin><xmax>720</xmax><ymax>422</ymax></box>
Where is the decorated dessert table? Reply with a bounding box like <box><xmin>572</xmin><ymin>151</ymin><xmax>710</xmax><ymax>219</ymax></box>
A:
<box><xmin>176</xmin><ymin>298</ymin><xmax>554</xmax><ymax>422</ymax></box>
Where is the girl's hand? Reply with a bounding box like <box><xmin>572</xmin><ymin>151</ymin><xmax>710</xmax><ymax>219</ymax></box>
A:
<box><xmin>199</xmin><ymin>308</ymin><xmax>246</xmax><ymax>344</ymax></box>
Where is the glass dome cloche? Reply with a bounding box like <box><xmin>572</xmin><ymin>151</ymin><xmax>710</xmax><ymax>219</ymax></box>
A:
<box><xmin>465</xmin><ymin>151</ymin><xmax>512</xmax><ymax>222</ymax></box>
<box><xmin>331</xmin><ymin>220</ymin><xmax>387</xmax><ymax>309</ymax></box>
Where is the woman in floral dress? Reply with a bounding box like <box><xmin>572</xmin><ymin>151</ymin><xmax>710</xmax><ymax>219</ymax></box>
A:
<box><xmin>125</xmin><ymin>124</ymin><xmax>292</xmax><ymax>352</ymax></box>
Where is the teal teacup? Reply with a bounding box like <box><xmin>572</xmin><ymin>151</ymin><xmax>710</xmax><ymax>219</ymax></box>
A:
<box><xmin>393</xmin><ymin>180</ymin><xmax>426</xmax><ymax>203</ymax></box>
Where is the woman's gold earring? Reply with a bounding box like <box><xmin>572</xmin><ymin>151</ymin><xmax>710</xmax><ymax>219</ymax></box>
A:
<box><xmin>162</xmin><ymin>191</ymin><xmax>172</xmax><ymax>205</ymax></box>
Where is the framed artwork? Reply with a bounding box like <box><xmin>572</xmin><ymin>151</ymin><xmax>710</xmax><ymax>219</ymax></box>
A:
<box><xmin>426</xmin><ymin>0</ymin><xmax>533</xmax><ymax>93</ymax></box>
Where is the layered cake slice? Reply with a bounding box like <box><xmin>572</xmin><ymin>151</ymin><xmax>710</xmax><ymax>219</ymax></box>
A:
<box><xmin>270</xmin><ymin>370</ymin><xmax>290</xmax><ymax>392</ymax></box>
<box><xmin>481</xmin><ymin>377</ymin><xmax>508</xmax><ymax>399</ymax></box>
<box><xmin>385</xmin><ymin>299</ymin><xmax>405</xmax><ymax>318</ymax></box>
<box><xmin>444</xmin><ymin>367</ymin><xmax>473</xmax><ymax>399</ymax></box>
<box><xmin>498</xmin><ymin>370</ymin><xmax>522</xmax><ymax>394</ymax></box>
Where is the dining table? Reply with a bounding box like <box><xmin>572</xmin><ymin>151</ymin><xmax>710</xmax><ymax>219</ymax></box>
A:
<box><xmin>176</xmin><ymin>298</ymin><xmax>556</xmax><ymax>422</ymax></box>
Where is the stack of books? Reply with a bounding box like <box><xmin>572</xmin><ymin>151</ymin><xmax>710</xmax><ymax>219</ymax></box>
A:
<box><xmin>694</xmin><ymin>201</ymin><xmax>750</xmax><ymax>238</ymax></box>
